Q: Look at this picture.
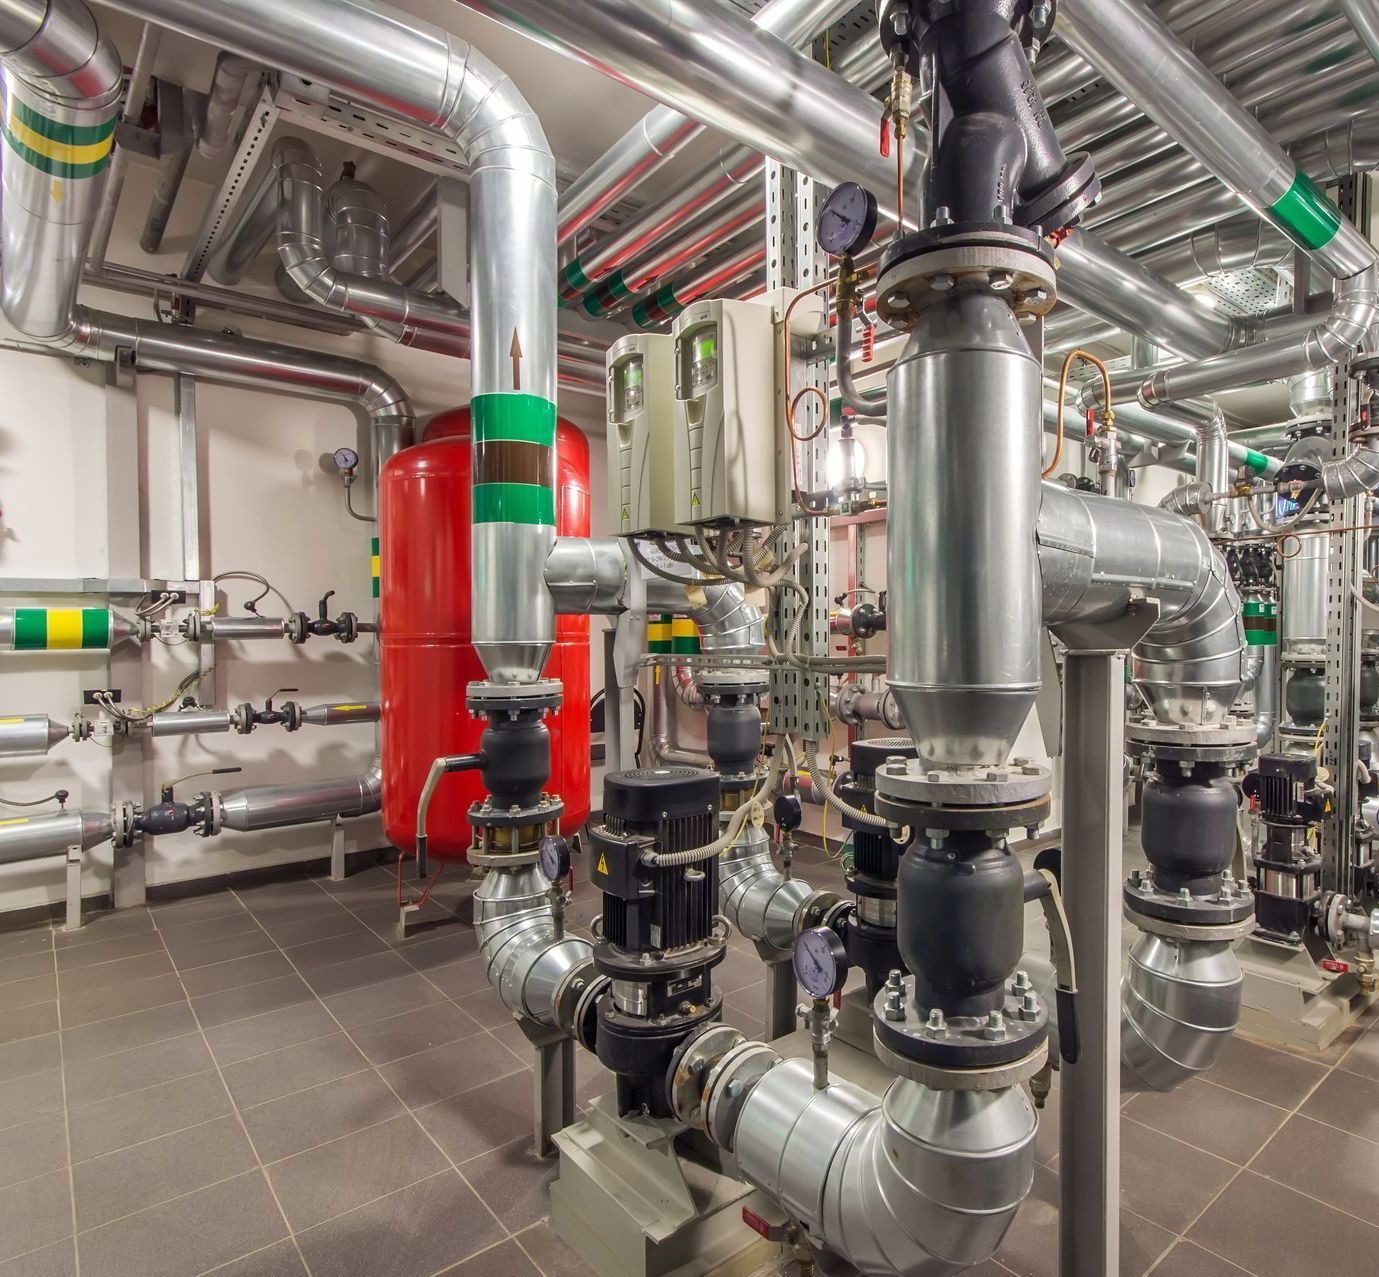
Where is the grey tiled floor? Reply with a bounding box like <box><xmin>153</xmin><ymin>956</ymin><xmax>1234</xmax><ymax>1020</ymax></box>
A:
<box><xmin>2</xmin><ymin>843</ymin><xmax>1378</xmax><ymax>1277</ymax></box>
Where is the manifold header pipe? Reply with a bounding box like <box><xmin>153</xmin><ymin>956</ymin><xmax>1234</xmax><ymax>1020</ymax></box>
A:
<box><xmin>0</xmin><ymin>0</ymin><xmax>123</xmax><ymax>338</ymax></box>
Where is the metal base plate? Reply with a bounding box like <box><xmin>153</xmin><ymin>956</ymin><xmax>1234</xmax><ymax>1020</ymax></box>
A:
<box><xmin>1238</xmin><ymin>935</ymin><xmax>1379</xmax><ymax>1050</ymax></box>
<box><xmin>550</xmin><ymin>1096</ymin><xmax>772</xmax><ymax>1277</ymax></box>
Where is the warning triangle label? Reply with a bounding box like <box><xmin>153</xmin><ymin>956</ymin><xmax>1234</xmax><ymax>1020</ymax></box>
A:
<box><xmin>596</xmin><ymin>853</ymin><xmax>609</xmax><ymax>875</ymax></box>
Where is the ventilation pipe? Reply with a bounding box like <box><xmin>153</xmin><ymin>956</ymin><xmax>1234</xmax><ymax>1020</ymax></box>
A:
<box><xmin>0</xmin><ymin>0</ymin><xmax>122</xmax><ymax>339</ymax></box>
<box><xmin>1058</xmin><ymin>0</ymin><xmax>1379</xmax><ymax>407</ymax></box>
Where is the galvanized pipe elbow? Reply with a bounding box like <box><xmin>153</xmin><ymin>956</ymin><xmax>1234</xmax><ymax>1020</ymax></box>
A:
<box><xmin>1038</xmin><ymin>483</ymin><xmax>1245</xmax><ymax>726</ymax></box>
<box><xmin>1121</xmin><ymin>932</ymin><xmax>1244</xmax><ymax>1092</ymax></box>
<box><xmin>698</xmin><ymin>1051</ymin><xmax>1037</xmax><ymax>1276</ymax></box>
<box><xmin>544</xmin><ymin>537</ymin><xmax>629</xmax><ymax>614</ymax></box>
<box><xmin>718</xmin><ymin>824</ymin><xmax>815</xmax><ymax>955</ymax></box>
<box><xmin>473</xmin><ymin>865</ymin><xmax>592</xmax><ymax>1025</ymax></box>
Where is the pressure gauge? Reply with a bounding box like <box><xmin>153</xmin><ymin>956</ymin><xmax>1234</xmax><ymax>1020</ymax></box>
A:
<box><xmin>793</xmin><ymin>927</ymin><xmax>850</xmax><ymax>999</ymax></box>
<box><xmin>817</xmin><ymin>182</ymin><xmax>879</xmax><ymax>258</ymax></box>
<box><xmin>332</xmin><ymin>446</ymin><xmax>360</xmax><ymax>473</ymax></box>
<box><xmin>538</xmin><ymin>834</ymin><xmax>571</xmax><ymax>883</ymax></box>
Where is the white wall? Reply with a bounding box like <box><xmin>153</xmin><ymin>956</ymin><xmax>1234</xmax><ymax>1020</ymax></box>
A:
<box><xmin>0</xmin><ymin>161</ymin><xmax>606</xmax><ymax>914</ymax></box>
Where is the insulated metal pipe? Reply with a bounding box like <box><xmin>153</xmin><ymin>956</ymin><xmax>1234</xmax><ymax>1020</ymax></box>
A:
<box><xmin>0</xmin><ymin>0</ymin><xmax>123</xmax><ymax>337</ymax></box>
<box><xmin>61</xmin><ymin>308</ymin><xmax>415</xmax><ymax>461</ymax></box>
<box><xmin>274</xmin><ymin>137</ymin><xmax>470</xmax><ymax>348</ymax></box>
<box><xmin>0</xmin><ymin>809</ymin><xmax>112</xmax><ymax>865</ymax></box>
<box><xmin>1340</xmin><ymin>0</ymin><xmax>1379</xmax><ymax>72</ymax></box>
<box><xmin>0</xmin><ymin>715</ymin><xmax>69</xmax><ymax>757</ymax></box>
<box><xmin>149</xmin><ymin>708</ymin><xmax>234</xmax><ymax>737</ymax></box>
<box><xmin>718</xmin><ymin>824</ymin><xmax>816</xmax><ymax>956</ymax></box>
<box><xmin>1121</xmin><ymin>933</ymin><xmax>1244</xmax><ymax>1091</ymax></box>
<box><xmin>686</xmin><ymin>1042</ymin><xmax>1038</xmax><ymax>1277</ymax></box>
<box><xmin>198</xmin><ymin>53</ymin><xmax>260</xmax><ymax>158</ymax></box>
<box><xmin>556</xmin><ymin>0</ymin><xmax>855</xmax><ymax>245</ymax></box>
<box><xmin>97</xmin><ymin>0</ymin><xmax>558</xmax><ymax>685</ymax></box>
<box><xmin>215</xmin><ymin>765</ymin><xmax>381</xmax><ymax>831</ymax></box>
<box><xmin>1058</xmin><ymin>0</ymin><xmax>1375</xmax><ymax>284</ymax></box>
<box><xmin>888</xmin><ymin>292</ymin><xmax>1043</xmax><ymax>766</ymax></box>
<box><xmin>1054</xmin><ymin>232</ymin><xmax>1235</xmax><ymax>361</ymax></box>
<box><xmin>1038</xmin><ymin>483</ymin><xmax>1246</xmax><ymax>726</ymax></box>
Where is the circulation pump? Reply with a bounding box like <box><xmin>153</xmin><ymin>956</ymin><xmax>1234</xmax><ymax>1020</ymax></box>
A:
<box><xmin>588</xmin><ymin>767</ymin><xmax>726</xmax><ymax>1117</ymax></box>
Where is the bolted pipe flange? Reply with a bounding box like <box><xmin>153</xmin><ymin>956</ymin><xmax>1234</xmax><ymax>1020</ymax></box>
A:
<box><xmin>466</xmin><ymin>678</ymin><xmax>562</xmax><ymax>718</ymax></box>
<box><xmin>873</xmin><ymin>1031</ymin><xmax>1050</xmax><ymax>1092</ymax></box>
<box><xmin>1124</xmin><ymin>716</ymin><xmax>1258</xmax><ymax>766</ymax></box>
<box><xmin>876</xmin><ymin>226</ymin><xmax>1057</xmax><ymax>331</ymax></box>
<box><xmin>667</xmin><ymin>1021</ymin><xmax>746</xmax><ymax>1131</ymax></box>
<box><xmin>871</xmin><ymin>972</ymin><xmax>1047</xmax><ymax>1072</ymax></box>
<box><xmin>1123</xmin><ymin>866</ymin><xmax>1254</xmax><ymax>929</ymax></box>
<box><xmin>874</xmin><ymin>759</ymin><xmax>1052</xmax><ymax>833</ymax></box>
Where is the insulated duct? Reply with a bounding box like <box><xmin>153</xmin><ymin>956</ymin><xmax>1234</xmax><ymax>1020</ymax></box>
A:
<box><xmin>0</xmin><ymin>808</ymin><xmax>113</xmax><ymax>865</ymax></box>
<box><xmin>0</xmin><ymin>0</ymin><xmax>123</xmax><ymax>338</ymax></box>
<box><xmin>96</xmin><ymin>0</ymin><xmax>558</xmax><ymax>687</ymax></box>
<box><xmin>1038</xmin><ymin>482</ymin><xmax>1246</xmax><ymax>726</ymax></box>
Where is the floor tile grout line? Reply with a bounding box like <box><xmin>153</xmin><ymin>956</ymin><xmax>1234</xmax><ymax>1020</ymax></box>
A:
<box><xmin>238</xmin><ymin>874</ymin><xmax>519</xmax><ymax>1271</ymax></box>
<box><xmin>190</xmin><ymin>1235</ymin><xmax>299</xmax><ymax>1277</ymax></box>
<box><xmin>70</xmin><ymin>1166</ymin><xmax>271</xmax><ymax>1242</ymax></box>
<box><xmin>1143</xmin><ymin>1026</ymin><xmax>1356</xmax><ymax>1275</ymax></box>
<box><xmin>50</xmin><ymin>911</ymin><xmax>81</xmax><ymax>1277</ymax></box>
<box><xmin>161</xmin><ymin>925</ymin><xmax>314</xmax><ymax>1277</ymax></box>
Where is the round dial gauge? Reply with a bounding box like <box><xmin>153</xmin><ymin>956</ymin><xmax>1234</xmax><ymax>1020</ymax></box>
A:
<box><xmin>538</xmin><ymin>834</ymin><xmax>571</xmax><ymax>883</ymax></box>
<box><xmin>332</xmin><ymin>446</ymin><xmax>360</xmax><ymax>472</ymax></box>
<box><xmin>793</xmin><ymin>927</ymin><xmax>850</xmax><ymax>999</ymax></box>
<box><xmin>817</xmin><ymin>182</ymin><xmax>879</xmax><ymax>258</ymax></box>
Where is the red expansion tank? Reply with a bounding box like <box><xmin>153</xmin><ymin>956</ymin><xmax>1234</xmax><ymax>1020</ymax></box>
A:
<box><xmin>379</xmin><ymin>407</ymin><xmax>591</xmax><ymax>860</ymax></box>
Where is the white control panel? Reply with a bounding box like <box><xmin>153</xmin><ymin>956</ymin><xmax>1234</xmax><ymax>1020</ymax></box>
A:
<box><xmin>605</xmin><ymin>333</ymin><xmax>684</xmax><ymax>536</ymax></box>
<box><xmin>672</xmin><ymin>296</ymin><xmax>779</xmax><ymax>527</ymax></box>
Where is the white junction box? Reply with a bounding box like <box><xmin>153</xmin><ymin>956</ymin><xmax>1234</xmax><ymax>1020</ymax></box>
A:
<box><xmin>605</xmin><ymin>332</ymin><xmax>686</xmax><ymax>537</ymax></box>
<box><xmin>672</xmin><ymin>292</ymin><xmax>824</xmax><ymax>528</ymax></box>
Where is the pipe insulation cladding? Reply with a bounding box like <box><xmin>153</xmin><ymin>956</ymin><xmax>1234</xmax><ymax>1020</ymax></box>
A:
<box><xmin>0</xmin><ymin>0</ymin><xmax>123</xmax><ymax>338</ymax></box>
<box><xmin>66</xmin><ymin>0</ymin><xmax>560</xmax><ymax>685</ymax></box>
<box><xmin>888</xmin><ymin>292</ymin><xmax>1044</xmax><ymax>766</ymax></box>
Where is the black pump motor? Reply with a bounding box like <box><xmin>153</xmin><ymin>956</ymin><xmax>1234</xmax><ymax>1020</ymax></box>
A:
<box><xmin>588</xmin><ymin>768</ymin><xmax>726</xmax><ymax>1117</ymax></box>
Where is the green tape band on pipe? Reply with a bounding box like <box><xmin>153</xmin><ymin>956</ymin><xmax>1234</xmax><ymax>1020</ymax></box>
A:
<box><xmin>11</xmin><ymin>608</ymin><xmax>112</xmax><ymax>650</ymax></box>
<box><xmin>1244</xmin><ymin>449</ymin><xmax>1271</xmax><ymax>475</ymax></box>
<box><xmin>4</xmin><ymin>99</ymin><xmax>115</xmax><ymax>181</ymax></box>
<box><xmin>560</xmin><ymin>259</ymin><xmax>592</xmax><ymax>301</ymax></box>
<box><xmin>1267</xmin><ymin>170</ymin><xmax>1343</xmax><ymax>252</ymax></box>
<box><xmin>472</xmin><ymin>483</ymin><xmax>556</xmax><ymax>526</ymax></box>
<box><xmin>470</xmin><ymin>393</ymin><xmax>556</xmax><ymax>448</ymax></box>
<box><xmin>371</xmin><ymin>536</ymin><xmax>380</xmax><ymax>600</ymax></box>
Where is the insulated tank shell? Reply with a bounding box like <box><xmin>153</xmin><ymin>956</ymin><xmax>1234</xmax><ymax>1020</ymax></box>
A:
<box><xmin>380</xmin><ymin>408</ymin><xmax>591</xmax><ymax>859</ymax></box>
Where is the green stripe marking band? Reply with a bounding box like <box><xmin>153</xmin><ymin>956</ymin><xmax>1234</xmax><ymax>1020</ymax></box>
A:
<box><xmin>1268</xmin><ymin>169</ymin><xmax>1343</xmax><ymax>252</ymax></box>
<box><xmin>559</xmin><ymin>260</ymin><xmax>592</xmax><ymax>302</ymax></box>
<box><xmin>12</xmin><ymin>609</ymin><xmax>46</xmax><ymax>650</ymax></box>
<box><xmin>1245</xmin><ymin>449</ymin><xmax>1271</xmax><ymax>475</ymax></box>
<box><xmin>81</xmin><ymin>609</ymin><xmax>108</xmax><ymax>648</ymax></box>
<box><xmin>470</xmin><ymin>393</ymin><xmax>556</xmax><ymax>448</ymax></box>
<box><xmin>2</xmin><ymin>130</ymin><xmax>110</xmax><ymax>180</ymax></box>
<box><xmin>9</xmin><ymin>100</ymin><xmax>115</xmax><ymax>146</ymax></box>
<box><xmin>473</xmin><ymin>483</ymin><xmax>556</xmax><ymax>525</ymax></box>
